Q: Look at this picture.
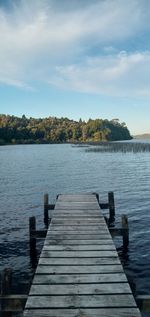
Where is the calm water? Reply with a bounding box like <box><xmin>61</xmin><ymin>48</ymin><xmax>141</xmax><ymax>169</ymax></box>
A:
<box><xmin>0</xmin><ymin>143</ymin><xmax>150</xmax><ymax>299</ymax></box>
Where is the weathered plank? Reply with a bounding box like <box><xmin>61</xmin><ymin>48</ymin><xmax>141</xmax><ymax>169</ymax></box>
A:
<box><xmin>55</xmin><ymin>204</ymin><xmax>100</xmax><ymax>210</ymax></box>
<box><xmin>42</xmin><ymin>244</ymin><xmax>116</xmax><ymax>251</ymax></box>
<box><xmin>26</xmin><ymin>294</ymin><xmax>137</xmax><ymax>308</ymax></box>
<box><xmin>48</xmin><ymin>229</ymin><xmax>109</xmax><ymax>234</ymax></box>
<box><xmin>24</xmin><ymin>308</ymin><xmax>141</xmax><ymax>317</ymax></box>
<box><xmin>39</xmin><ymin>250</ymin><xmax>118</xmax><ymax>258</ymax></box>
<box><xmin>46</xmin><ymin>234</ymin><xmax>112</xmax><ymax>240</ymax></box>
<box><xmin>33</xmin><ymin>273</ymin><xmax>128</xmax><ymax>285</ymax></box>
<box><xmin>53</xmin><ymin>210</ymin><xmax>102</xmax><ymax>215</ymax></box>
<box><xmin>56</xmin><ymin>201</ymin><xmax>99</xmax><ymax>206</ymax></box>
<box><xmin>36</xmin><ymin>264</ymin><xmax>124</xmax><ymax>274</ymax></box>
<box><xmin>53</xmin><ymin>214</ymin><xmax>103</xmax><ymax>217</ymax></box>
<box><xmin>58</xmin><ymin>195</ymin><xmax>97</xmax><ymax>202</ymax></box>
<box><xmin>44</xmin><ymin>239</ymin><xmax>114</xmax><ymax>245</ymax></box>
<box><xmin>51</xmin><ymin>219</ymin><xmax>105</xmax><ymax>223</ymax></box>
<box><xmin>48</xmin><ymin>225</ymin><xmax>108</xmax><ymax>231</ymax></box>
<box><xmin>0</xmin><ymin>294</ymin><xmax>27</xmax><ymax>312</ymax></box>
<box><xmin>51</xmin><ymin>217</ymin><xmax>105</xmax><ymax>226</ymax></box>
<box><xmin>30</xmin><ymin>282</ymin><xmax>131</xmax><ymax>295</ymax></box>
<box><xmin>39</xmin><ymin>257</ymin><xmax>120</xmax><ymax>265</ymax></box>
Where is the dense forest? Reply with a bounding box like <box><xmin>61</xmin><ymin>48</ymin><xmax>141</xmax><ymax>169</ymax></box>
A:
<box><xmin>0</xmin><ymin>114</ymin><xmax>132</xmax><ymax>145</ymax></box>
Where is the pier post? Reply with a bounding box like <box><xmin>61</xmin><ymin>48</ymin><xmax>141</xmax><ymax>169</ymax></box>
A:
<box><xmin>44</xmin><ymin>193</ymin><xmax>49</xmax><ymax>228</ymax></box>
<box><xmin>1</xmin><ymin>268</ymin><xmax>12</xmax><ymax>296</ymax></box>
<box><xmin>92</xmin><ymin>192</ymin><xmax>99</xmax><ymax>202</ymax></box>
<box><xmin>108</xmin><ymin>191</ymin><xmax>115</xmax><ymax>223</ymax></box>
<box><xmin>29</xmin><ymin>216</ymin><xmax>37</xmax><ymax>267</ymax></box>
<box><xmin>1</xmin><ymin>268</ymin><xmax>12</xmax><ymax>316</ymax></box>
<box><xmin>122</xmin><ymin>214</ymin><xmax>129</xmax><ymax>249</ymax></box>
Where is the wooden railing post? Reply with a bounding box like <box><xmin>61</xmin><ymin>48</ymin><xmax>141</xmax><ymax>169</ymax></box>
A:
<box><xmin>1</xmin><ymin>268</ymin><xmax>12</xmax><ymax>316</ymax></box>
<box><xmin>122</xmin><ymin>214</ymin><xmax>129</xmax><ymax>249</ymax></box>
<box><xmin>136</xmin><ymin>295</ymin><xmax>150</xmax><ymax>312</ymax></box>
<box><xmin>0</xmin><ymin>269</ymin><xmax>27</xmax><ymax>313</ymax></box>
<box><xmin>44</xmin><ymin>193</ymin><xmax>49</xmax><ymax>227</ymax></box>
<box><xmin>1</xmin><ymin>268</ymin><xmax>12</xmax><ymax>296</ymax></box>
<box><xmin>92</xmin><ymin>192</ymin><xmax>99</xmax><ymax>202</ymax></box>
<box><xmin>108</xmin><ymin>191</ymin><xmax>115</xmax><ymax>223</ymax></box>
<box><xmin>29</xmin><ymin>216</ymin><xmax>37</xmax><ymax>267</ymax></box>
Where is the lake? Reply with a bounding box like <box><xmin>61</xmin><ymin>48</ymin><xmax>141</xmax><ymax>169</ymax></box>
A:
<box><xmin>0</xmin><ymin>142</ymin><xmax>150</xmax><ymax>299</ymax></box>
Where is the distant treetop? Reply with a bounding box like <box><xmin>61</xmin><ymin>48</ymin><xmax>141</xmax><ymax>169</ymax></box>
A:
<box><xmin>0</xmin><ymin>114</ymin><xmax>132</xmax><ymax>145</ymax></box>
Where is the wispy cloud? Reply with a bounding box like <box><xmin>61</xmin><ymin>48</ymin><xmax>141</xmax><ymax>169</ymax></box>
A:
<box><xmin>0</xmin><ymin>0</ymin><xmax>150</xmax><ymax>95</ymax></box>
<box><xmin>49</xmin><ymin>51</ymin><xmax>150</xmax><ymax>96</ymax></box>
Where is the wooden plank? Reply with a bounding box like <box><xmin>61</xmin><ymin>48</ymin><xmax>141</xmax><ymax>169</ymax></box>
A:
<box><xmin>48</xmin><ymin>225</ymin><xmax>108</xmax><ymax>231</ymax></box>
<box><xmin>48</xmin><ymin>230</ymin><xmax>109</xmax><ymax>234</ymax></box>
<box><xmin>30</xmin><ymin>282</ymin><xmax>131</xmax><ymax>295</ymax></box>
<box><xmin>54</xmin><ymin>206</ymin><xmax>103</xmax><ymax>214</ymax></box>
<box><xmin>39</xmin><ymin>257</ymin><xmax>120</xmax><ymax>265</ymax></box>
<box><xmin>136</xmin><ymin>295</ymin><xmax>150</xmax><ymax>312</ymax></box>
<box><xmin>52</xmin><ymin>215</ymin><xmax>103</xmax><ymax>219</ymax></box>
<box><xmin>49</xmin><ymin>222</ymin><xmax>107</xmax><ymax>228</ymax></box>
<box><xmin>36</xmin><ymin>264</ymin><xmax>124</xmax><ymax>274</ymax></box>
<box><xmin>24</xmin><ymin>308</ymin><xmax>141</xmax><ymax>317</ymax></box>
<box><xmin>52</xmin><ymin>216</ymin><xmax>103</xmax><ymax>220</ymax></box>
<box><xmin>51</xmin><ymin>217</ymin><xmax>105</xmax><ymax>226</ymax></box>
<box><xmin>47</xmin><ymin>230</ymin><xmax>110</xmax><ymax>236</ymax></box>
<box><xmin>53</xmin><ymin>215</ymin><xmax>103</xmax><ymax>218</ymax></box>
<box><xmin>0</xmin><ymin>294</ymin><xmax>27</xmax><ymax>312</ymax></box>
<box><xmin>46</xmin><ymin>234</ymin><xmax>112</xmax><ymax>240</ymax></box>
<box><xmin>58</xmin><ymin>195</ymin><xmax>97</xmax><ymax>202</ymax></box>
<box><xmin>55</xmin><ymin>205</ymin><xmax>100</xmax><ymax>210</ymax></box>
<box><xmin>55</xmin><ymin>201</ymin><xmax>99</xmax><ymax>205</ymax></box>
<box><xmin>44</xmin><ymin>239</ymin><xmax>114</xmax><ymax>245</ymax></box>
<box><xmin>25</xmin><ymin>294</ymin><xmax>137</xmax><ymax>308</ymax></box>
<box><xmin>33</xmin><ymin>273</ymin><xmax>128</xmax><ymax>284</ymax></box>
<box><xmin>53</xmin><ymin>210</ymin><xmax>102</xmax><ymax>213</ymax></box>
<box><xmin>56</xmin><ymin>201</ymin><xmax>99</xmax><ymax>206</ymax></box>
<box><xmin>42</xmin><ymin>244</ymin><xmax>116</xmax><ymax>251</ymax></box>
<box><xmin>51</xmin><ymin>218</ymin><xmax>106</xmax><ymax>224</ymax></box>
<box><xmin>39</xmin><ymin>250</ymin><xmax>118</xmax><ymax>258</ymax></box>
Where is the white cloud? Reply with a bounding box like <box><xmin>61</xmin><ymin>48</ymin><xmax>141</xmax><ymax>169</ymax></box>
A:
<box><xmin>49</xmin><ymin>51</ymin><xmax>150</xmax><ymax>97</ymax></box>
<box><xmin>0</xmin><ymin>0</ymin><xmax>150</xmax><ymax>94</ymax></box>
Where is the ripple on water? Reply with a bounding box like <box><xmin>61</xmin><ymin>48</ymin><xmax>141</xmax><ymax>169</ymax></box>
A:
<box><xmin>0</xmin><ymin>143</ymin><xmax>150</xmax><ymax>295</ymax></box>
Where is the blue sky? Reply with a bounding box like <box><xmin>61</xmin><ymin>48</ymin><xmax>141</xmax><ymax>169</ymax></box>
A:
<box><xmin>0</xmin><ymin>0</ymin><xmax>150</xmax><ymax>135</ymax></box>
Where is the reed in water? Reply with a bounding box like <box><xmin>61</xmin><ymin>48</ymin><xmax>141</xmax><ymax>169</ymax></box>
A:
<box><xmin>85</xmin><ymin>142</ymin><xmax>150</xmax><ymax>153</ymax></box>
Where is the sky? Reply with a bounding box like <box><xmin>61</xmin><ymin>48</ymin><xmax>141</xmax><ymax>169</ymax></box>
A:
<box><xmin>0</xmin><ymin>0</ymin><xmax>150</xmax><ymax>135</ymax></box>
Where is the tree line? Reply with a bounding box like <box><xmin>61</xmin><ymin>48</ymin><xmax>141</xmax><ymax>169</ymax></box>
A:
<box><xmin>0</xmin><ymin>114</ymin><xmax>132</xmax><ymax>145</ymax></box>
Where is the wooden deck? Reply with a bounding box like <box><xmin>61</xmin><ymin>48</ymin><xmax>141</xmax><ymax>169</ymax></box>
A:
<box><xmin>24</xmin><ymin>194</ymin><xmax>141</xmax><ymax>317</ymax></box>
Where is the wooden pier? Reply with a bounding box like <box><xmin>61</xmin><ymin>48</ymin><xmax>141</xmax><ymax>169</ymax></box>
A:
<box><xmin>23</xmin><ymin>193</ymin><xmax>141</xmax><ymax>317</ymax></box>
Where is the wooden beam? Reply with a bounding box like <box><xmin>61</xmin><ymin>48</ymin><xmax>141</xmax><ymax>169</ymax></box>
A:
<box><xmin>136</xmin><ymin>295</ymin><xmax>150</xmax><ymax>312</ymax></box>
<box><xmin>0</xmin><ymin>268</ymin><xmax>12</xmax><ymax>316</ymax></box>
<box><xmin>47</xmin><ymin>204</ymin><xmax>55</xmax><ymax>210</ymax></box>
<box><xmin>92</xmin><ymin>192</ymin><xmax>99</xmax><ymax>202</ymax></box>
<box><xmin>31</xmin><ymin>229</ymin><xmax>47</xmax><ymax>238</ymax></box>
<box><xmin>109</xmin><ymin>227</ymin><xmax>127</xmax><ymax>237</ymax></box>
<box><xmin>108</xmin><ymin>191</ymin><xmax>115</xmax><ymax>223</ymax></box>
<box><xmin>29</xmin><ymin>217</ymin><xmax>36</xmax><ymax>251</ymax></box>
<box><xmin>29</xmin><ymin>217</ymin><xmax>37</xmax><ymax>267</ymax></box>
<box><xmin>0</xmin><ymin>295</ymin><xmax>27</xmax><ymax>312</ymax></box>
<box><xmin>44</xmin><ymin>193</ymin><xmax>49</xmax><ymax>227</ymax></box>
<box><xmin>100</xmin><ymin>203</ymin><xmax>109</xmax><ymax>209</ymax></box>
<box><xmin>122</xmin><ymin>214</ymin><xmax>129</xmax><ymax>249</ymax></box>
<box><xmin>1</xmin><ymin>268</ymin><xmax>12</xmax><ymax>295</ymax></box>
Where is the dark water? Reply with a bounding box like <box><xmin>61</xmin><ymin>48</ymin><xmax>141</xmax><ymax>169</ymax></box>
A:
<box><xmin>0</xmin><ymin>143</ymin><xmax>150</xmax><ymax>303</ymax></box>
